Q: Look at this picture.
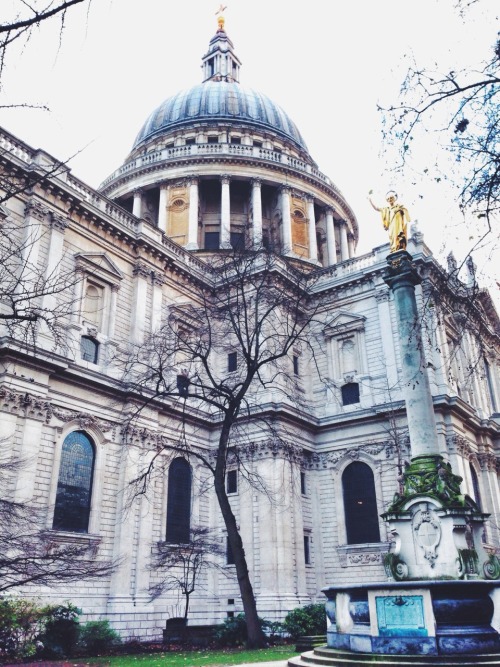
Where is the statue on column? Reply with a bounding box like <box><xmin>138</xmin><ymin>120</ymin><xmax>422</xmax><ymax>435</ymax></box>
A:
<box><xmin>369</xmin><ymin>191</ymin><xmax>410</xmax><ymax>253</ymax></box>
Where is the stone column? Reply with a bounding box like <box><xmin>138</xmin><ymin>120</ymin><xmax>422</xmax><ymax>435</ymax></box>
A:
<box><xmin>158</xmin><ymin>183</ymin><xmax>169</xmax><ymax>233</ymax></box>
<box><xmin>306</xmin><ymin>196</ymin><xmax>318</xmax><ymax>262</ymax></box>
<box><xmin>151</xmin><ymin>273</ymin><xmax>165</xmax><ymax>332</ymax></box>
<box><xmin>383</xmin><ymin>251</ymin><xmax>440</xmax><ymax>458</ymax></box>
<box><xmin>251</xmin><ymin>178</ymin><xmax>263</xmax><ymax>248</ymax></box>
<box><xmin>22</xmin><ymin>199</ymin><xmax>46</xmax><ymax>291</ymax></box>
<box><xmin>14</xmin><ymin>417</ymin><xmax>43</xmax><ymax>504</ymax></box>
<box><xmin>186</xmin><ymin>178</ymin><xmax>199</xmax><ymax>249</ymax></box>
<box><xmin>40</xmin><ymin>213</ymin><xmax>68</xmax><ymax>329</ymax></box>
<box><xmin>131</xmin><ymin>260</ymin><xmax>150</xmax><ymax>344</ymax></box>
<box><xmin>220</xmin><ymin>175</ymin><xmax>231</xmax><ymax>248</ymax></box>
<box><xmin>347</xmin><ymin>232</ymin><xmax>355</xmax><ymax>259</ymax></box>
<box><xmin>325</xmin><ymin>208</ymin><xmax>337</xmax><ymax>266</ymax></box>
<box><xmin>108</xmin><ymin>285</ymin><xmax>119</xmax><ymax>338</ymax></box>
<box><xmin>132</xmin><ymin>190</ymin><xmax>143</xmax><ymax>218</ymax></box>
<box><xmin>280</xmin><ymin>186</ymin><xmax>292</xmax><ymax>254</ymax></box>
<box><xmin>339</xmin><ymin>221</ymin><xmax>349</xmax><ymax>261</ymax></box>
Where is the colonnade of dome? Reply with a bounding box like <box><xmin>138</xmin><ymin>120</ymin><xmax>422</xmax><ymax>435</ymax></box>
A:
<box><xmin>100</xmin><ymin>23</ymin><xmax>358</xmax><ymax>268</ymax></box>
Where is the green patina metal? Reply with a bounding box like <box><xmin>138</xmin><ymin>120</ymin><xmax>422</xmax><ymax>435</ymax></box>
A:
<box><xmin>382</xmin><ymin>455</ymin><xmax>476</xmax><ymax>515</ymax></box>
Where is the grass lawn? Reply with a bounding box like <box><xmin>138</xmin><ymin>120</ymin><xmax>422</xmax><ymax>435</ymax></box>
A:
<box><xmin>21</xmin><ymin>646</ymin><xmax>296</xmax><ymax>667</ymax></box>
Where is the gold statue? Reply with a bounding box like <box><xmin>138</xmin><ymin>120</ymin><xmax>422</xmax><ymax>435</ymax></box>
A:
<box><xmin>369</xmin><ymin>190</ymin><xmax>410</xmax><ymax>253</ymax></box>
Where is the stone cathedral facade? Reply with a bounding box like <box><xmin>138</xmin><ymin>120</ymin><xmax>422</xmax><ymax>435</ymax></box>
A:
<box><xmin>0</xmin><ymin>25</ymin><xmax>499</xmax><ymax>640</ymax></box>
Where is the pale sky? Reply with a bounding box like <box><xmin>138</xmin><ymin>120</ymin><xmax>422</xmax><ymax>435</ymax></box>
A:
<box><xmin>1</xmin><ymin>0</ymin><xmax>498</xmax><ymax>295</ymax></box>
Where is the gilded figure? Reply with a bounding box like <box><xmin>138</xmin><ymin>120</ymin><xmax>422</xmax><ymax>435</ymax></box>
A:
<box><xmin>369</xmin><ymin>190</ymin><xmax>410</xmax><ymax>253</ymax></box>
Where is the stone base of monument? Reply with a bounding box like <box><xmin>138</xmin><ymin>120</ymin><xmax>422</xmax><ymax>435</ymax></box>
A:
<box><xmin>288</xmin><ymin>580</ymin><xmax>500</xmax><ymax>666</ymax></box>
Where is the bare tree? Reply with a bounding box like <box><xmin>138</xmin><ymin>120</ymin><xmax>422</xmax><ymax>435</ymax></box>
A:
<box><xmin>0</xmin><ymin>451</ymin><xmax>115</xmax><ymax>593</ymax></box>
<box><xmin>382</xmin><ymin>8</ymin><xmax>499</xmax><ymax>258</ymax></box>
<box><xmin>0</xmin><ymin>1</ymin><xmax>89</xmax><ymax>84</ymax></box>
<box><xmin>149</xmin><ymin>526</ymin><xmax>228</xmax><ymax>620</ymax></box>
<box><xmin>122</xmin><ymin>248</ymin><xmax>321</xmax><ymax>648</ymax></box>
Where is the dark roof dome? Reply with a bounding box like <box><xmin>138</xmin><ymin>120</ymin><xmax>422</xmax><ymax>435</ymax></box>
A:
<box><xmin>133</xmin><ymin>81</ymin><xmax>308</xmax><ymax>153</ymax></box>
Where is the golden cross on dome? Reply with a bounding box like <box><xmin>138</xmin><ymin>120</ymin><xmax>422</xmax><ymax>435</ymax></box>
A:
<box><xmin>215</xmin><ymin>4</ymin><xmax>227</xmax><ymax>30</ymax></box>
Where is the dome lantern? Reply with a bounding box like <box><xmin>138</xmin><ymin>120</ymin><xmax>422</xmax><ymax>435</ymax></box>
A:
<box><xmin>201</xmin><ymin>15</ymin><xmax>241</xmax><ymax>83</ymax></box>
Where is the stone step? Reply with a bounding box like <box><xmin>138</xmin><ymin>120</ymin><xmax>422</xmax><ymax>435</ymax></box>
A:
<box><xmin>288</xmin><ymin>647</ymin><xmax>500</xmax><ymax>666</ymax></box>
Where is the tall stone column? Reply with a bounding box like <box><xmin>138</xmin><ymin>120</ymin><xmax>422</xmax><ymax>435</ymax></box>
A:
<box><xmin>339</xmin><ymin>220</ymin><xmax>349</xmax><ymax>261</ymax></box>
<box><xmin>186</xmin><ymin>178</ymin><xmax>199</xmax><ymax>249</ymax></box>
<box><xmin>108</xmin><ymin>285</ymin><xmax>119</xmax><ymax>339</ymax></box>
<box><xmin>325</xmin><ymin>208</ymin><xmax>337</xmax><ymax>266</ymax></box>
<box><xmin>382</xmin><ymin>251</ymin><xmax>491</xmax><ymax>581</ymax></box>
<box><xmin>158</xmin><ymin>183</ymin><xmax>169</xmax><ymax>233</ymax></box>
<box><xmin>384</xmin><ymin>252</ymin><xmax>440</xmax><ymax>459</ymax></box>
<box><xmin>41</xmin><ymin>213</ymin><xmax>68</xmax><ymax>312</ymax></box>
<box><xmin>22</xmin><ymin>199</ymin><xmax>46</xmax><ymax>291</ymax></box>
<box><xmin>280</xmin><ymin>186</ymin><xmax>292</xmax><ymax>254</ymax></box>
<box><xmin>132</xmin><ymin>190</ymin><xmax>143</xmax><ymax>218</ymax></box>
<box><xmin>220</xmin><ymin>175</ymin><xmax>231</xmax><ymax>248</ymax></box>
<box><xmin>151</xmin><ymin>273</ymin><xmax>165</xmax><ymax>332</ymax></box>
<box><xmin>306</xmin><ymin>196</ymin><xmax>318</xmax><ymax>262</ymax></box>
<box><xmin>251</xmin><ymin>178</ymin><xmax>263</xmax><ymax>248</ymax></box>
<box><xmin>131</xmin><ymin>260</ymin><xmax>149</xmax><ymax>344</ymax></box>
<box><xmin>347</xmin><ymin>232</ymin><xmax>355</xmax><ymax>258</ymax></box>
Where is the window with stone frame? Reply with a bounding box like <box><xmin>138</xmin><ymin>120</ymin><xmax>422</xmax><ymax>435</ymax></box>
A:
<box><xmin>342</xmin><ymin>461</ymin><xmax>380</xmax><ymax>545</ymax></box>
<box><xmin>166</xmin><ymin>458</ymin><xmax>192</xmax><ymax>544</ymax></box>
<box><xmin>226</xmin><ymin>469</ymin><xmax>238</xmax><ymax>494</ymax></box>
<box><xmin>52</xmin><ymin>431</ymin><xmax>95</xmax><ymax>533</ymax></box>
<box><xmin>80</xmin><ymin>335</ymin><xmax>99</xmax><ymax>364</ymax></box>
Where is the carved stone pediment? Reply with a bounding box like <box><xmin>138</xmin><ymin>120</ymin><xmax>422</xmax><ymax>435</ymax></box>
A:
<box><xmin>74</xmin><ymin>252</ymin><xmax>124</xmax><ymax>284</ymax></box>
<box><xmin>324</xmin><ymin>310</ymin><xmax>366</xmax><ymax>337</ymax></box>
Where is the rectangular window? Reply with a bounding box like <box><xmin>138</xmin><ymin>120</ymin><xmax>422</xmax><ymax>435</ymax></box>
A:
<box><xmin>205</xmin><ymin>231</ymin><xmax>220</xmax><ymax>249</ymax></box>
<box><xmin>304</xmin><ymin>535</ymin><xmax>310</xmax><ymax>565</ymax></box>
<box><xmin>207</xmin><ymin>136</ymin><xmax>219</xmax><ymax>144</ymax></box>
<box><xmin>185</xmin><ymin>138</ymin><xmax>196</xmax><ymax>145</ymax></box>
<box><xmin>227</xmin><ymin>469</ymin><xmax>238</xmax><ymax>494</ymax></box>
<box><xmin>228</xmin><ymin>351</ymin><xmax>237</xmax><ymax>372</ymax></box>
<box><xmin>300</xmin><ymin>471</ymin><xmax>306</xmax><ymax>495</ymax></box>
<box><xmin>227</xmin><ymin>611</ymin><xmax>235</xmax><ymax>618</ymax></box>
<box><xmin>253</xmin><ymin>140</ymin><xmax>262</xmax><ymax>148</ymax></box>
<box><xmin>226</xmin><ymin>537</ymin><xmax>235</xmax><ymax>565</ymax></box>
<box><xmin>293</xmin><ymin>354</ymin><xmax>300</xmax><ymax>376</ymax></box>
<box><xmin>230</xmin><ymin>231</ymin><xmax>245</xmax><ymax>250</ymax></box>
<box><xmin>228</xmin><ymin>598</ymin><xmax>235</xmax><ymax>605</ymax></box>
<box><xmin>230</xmin><ymin>137</ymin><xmax>241</xmax><ymax>144</ymax></box>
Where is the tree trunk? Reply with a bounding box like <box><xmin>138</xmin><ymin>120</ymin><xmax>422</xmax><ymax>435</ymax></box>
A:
<box><xmin>214</xmin><ymin>420</ymin><xmax>266</xmax><ymax>649</ymax></box>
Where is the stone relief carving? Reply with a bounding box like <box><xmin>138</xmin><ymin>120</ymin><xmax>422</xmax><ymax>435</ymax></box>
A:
<box><xmin>52</xmin><ymin>407</ymin><xmax>115</xmax><ymax>436</ymax></box>
<box><xmin>0</xmin><ymin>387</ymin><xmax>52</xmax><ymax>422</ymax></box>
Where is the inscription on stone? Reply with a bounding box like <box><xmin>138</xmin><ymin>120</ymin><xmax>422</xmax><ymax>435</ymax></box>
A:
<box><xmin>376</xmin><ymin>595</ymin><xmax>427</xmax><ymax>636</ymax></box>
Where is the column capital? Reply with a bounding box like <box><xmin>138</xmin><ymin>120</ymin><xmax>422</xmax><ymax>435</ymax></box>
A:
<box><xmin>133</xmin><ymin>259</ymin><xmax>151</xmax><ymax>279</ymax></box>
<box><xmin>24</xmin><ymin>198</ymin><xmax>48</xmax><ymax>221</ymax></box>
<box><xmin>383</xmin><ymin>250</ymin><xmax>422</xmax><ymax>290</ymax></box>
<box><xmin>324</xmin><ymin>206</ymin><xmax>334</xmax><ymax>217</ymax></box>
<box><xmin>159</xmin><ymin>181</ymin><xmax>170</xmax><ymax>191</ymax></box>
<box><xmin>49</xmin><ymin>212</ymin><xmax>69</xmax><ymax>232</ymax></box>
<box><xmin>375</xmin><ymin>287</ymin><xmax>391</xmax><ymax>303</ymax></box>
<box><xmin>305</xmin><ymin>195</ymin><xmax>314</xmax><ymax>204</ymax></box>
<box><xmin>251</xmin><ymin>177</ymin><xmax>262</xmax><ymax>188</ymax></box>
<box><xmin>152</xmin><ymin>271</ymin><xmax>166</xmax><ymax>286</ymax></box>
<box><xmin>188</xmin><ymin>176</ymin><xmax>199</xmax><ymax>186</ymax></box>
<box><xmin>220</xmin><ymin>174</ymin><xmax>231</xmax><ymax>185</ymax></box>
<box><xmin>280</xmin><ymin>185</ymin><xmax>290</xmax><ymax>195</ymax></box>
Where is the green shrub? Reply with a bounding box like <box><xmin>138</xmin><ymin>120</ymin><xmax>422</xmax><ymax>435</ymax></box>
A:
<box><xmin>283</xmin><ymin>603</ymin><xmax>326</xmax><ymax>639</ymax></box>
<box><xmin>39</xmin><ymin>603</ymin><xmax>81</xmax><ymax>658</ymax></box>
<box><xmin>78</xmin><ymin>619</ymin><xmax>122</xmax><ymax>654</ymax></box>
<box><xmin>0</xmin><ymin>598</ymin><xmax>46</xmax><ymax>659</ymax></box>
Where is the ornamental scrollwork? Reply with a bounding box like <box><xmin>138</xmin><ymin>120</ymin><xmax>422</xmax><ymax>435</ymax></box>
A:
<box><xmin>0</xmin><ymin>387</ymin><xmax>52</xmax><ymax>422</ymax></box>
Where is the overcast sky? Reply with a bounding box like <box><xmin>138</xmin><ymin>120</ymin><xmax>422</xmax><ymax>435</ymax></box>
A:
<box><xmin>1</xmin><ymin>0</ymin><xmax>498</xmax><ymax>294</ymax></box>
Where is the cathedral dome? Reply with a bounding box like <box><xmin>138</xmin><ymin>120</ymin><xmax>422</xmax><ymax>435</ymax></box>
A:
<box><xmin>132</xmin><ymin>82</ymin><xmax>308</xmax><ymax>153</ymax></box>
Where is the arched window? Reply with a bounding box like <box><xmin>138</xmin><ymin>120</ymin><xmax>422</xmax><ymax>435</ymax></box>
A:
<box><xmin>166</xmin><ymin>458</ymin><xmax>192</xmax><ymax>543</ymax></box>
<box><xmin>53</xmin><ymin>431</ymin><xmax>95</xmax><ymax>533</ymax></box>
<box><xmin>469</xmin><ymin>463</ymin><xmax>482</xmax><ymax>510</ymax></box>
<box><xmin>342</xmin><ymin>461</ymin><xmax>380</xmax><ymax>544</ymax></box>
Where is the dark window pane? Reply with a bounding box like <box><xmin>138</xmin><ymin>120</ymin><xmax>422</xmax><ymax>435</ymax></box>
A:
<box><xmin>300</xmin><ymin>471</ymin><xmax>306</xmax><ymax>495</ymax></box>
<box><xmin>80</xmin><ymin>336</ymin><xmax>99</xmax><ymax>363</ymax></box>
<box><xmin>304</xmin><ymin>535</ymin><xmax>310</xmax><ymax>565</ymax></box>
<box><xmin>230</xmin><ymin>232</ymin><xmax>244</xmax><ymax>250</ymax></box>
<box><xmin>342</xmin><ymin>461</ymin><xmax>380</xmax><ymax>544</ymax></box>
<box><xmin>205</xmin><ymin>231</ymin><xmax>220</xmax><ymax>249</ymax></box>
<box><xmin>341</xmin><ymin>382</ymin><xmax>360</xmax><ymax>405</ymax></box>
<box><xmin>228</xmin><ymin>352</ymin><xmax>237</xmax><ymax>372</ymax></box>
<box><xmin>293</xmin><ymin>355</ymin><xmax>299</xmax><ymax>376</ymax></box>
<box><xmin>166</xmin><ymin>458</ymin><xmax>192</xmax><ymax>543</ymax></box>
<box><xmin>470</xmin><ymin>463</ymin><xmax>482</xmax><ymax>510</ymax></box>
<box><xmin>207</xmin><ymin>136</ymin><xmax>218</xmax><ymax>144</ymax></box>
<box><xmin>227</xmin><ymin>470</ymin><xmax>238</xmax><ymax>494</ymax></box>
<box><xmin>53</xmin><ymin>431</ymin><xmax>95</xmax><ymax>533</ymax></box>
